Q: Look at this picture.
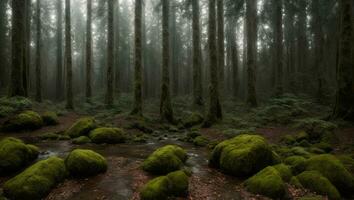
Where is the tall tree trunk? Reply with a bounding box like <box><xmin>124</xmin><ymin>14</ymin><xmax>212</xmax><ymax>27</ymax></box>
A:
<box><xmin>204</xmin><ymin>0</ymin><xmax>222</xmax><ymax>127</ymax></box>
<box><xmin>35</xmin><ymin>0</ymin><xmax>42</xmax><ymax>102</ymax></box>
<box><xmin>9</xmin><ymin>0</ymin><xmax>25</xmax><ymax>97</ymax></box>
<box><xmin>56</xmin><ymin>0</ymin><xmax>63</xmax><ymax>101</ymax></box>
<box><xmin>131</xmin><ymin>0</ymin><xmax>143</xmax><ymax>116</ymax></box>
<box><xmin>297</xmin><ymin>0</ymin><xmax>308</xmax><ymax>92</ymax></box>
<box><xmin>106</xmin><ymin>0</ymin><xmax>114</xmax><ymax>106</ymax></box>
<box><xmin>171</xmin><ymin>2</ymin><xmax>179</xmax><ymax>96</ymax></box>
<box><xmin>246</xmin><ymin>0</ymin><xmax>257</xmax><ymax>107</ymax></box>
<box><xmin>333</xmin><ymin>0</ymin><xmax>354</xmax><ymax>120</ymax></box>
<box><xmin>192</xmin><ymin>0</ymin><xmax>203</xmax><ymax>106</ymax></box>
<box><xmin>65</xmin><ymin>0</ymin><xmax>73</xmax><ymax>109</ymax></box>
<box><xmin>0</xmin><ymin>0</ymin><xmax>8</xmax><ymax>90</ymax></box>
<box><xmin>114</xmin><ymin>0</ymin><xmax>120</xmax><ymax>94</ymax></box>
<box><xmin>23</xmin><ymin>0</ymin><xmax>30</xmax><ymax>97</ymax></box>
<box><xmin>217</xmin><ymin>0</ymin><xmax>224</xmax><ymax>95</ymax></box>
<box><xmin>230</xmin><ymin>20</ymin><xmax>239</xmax><ymax>99</ymax></box>
<box><xmin>275</xmin><ymin>0</ymin><xmax>283</xmax><ymax>95</ymax></box>
<box><xmin>86</xmin><ymin>0</ymin><xmax>92</xmax><ymax>101</ymax></box>
<box><xmin>160</xmin><ymin>0</ymin><xmax>174</xmax><ymax>122</ymax></box>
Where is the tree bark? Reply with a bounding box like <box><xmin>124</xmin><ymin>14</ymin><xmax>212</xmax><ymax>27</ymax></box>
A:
<box><xmin>105</xmin><ymin>0</ymin><xmax>114</xmax><ymax>106</ymax></box>
<box><xmin>9</xmin><ymin>0</ymin><xmax>25</xmax><ymax>97</ymax></box>
<box><xmin>35</xmin><ymin>0</ymin><xmax>42</xmax><ymax>102</ymax></box>
<box><xmin>160</xmin><ymin>0</ymin><xmax>174</xmax><ymax>122</ymax></box>
<box><xmin>56</xmin><ymin>0</ymin><xmax>63</xmax><ymax>101</ymax></box>
<box><xmin>23</xmin><ymin>0</ymin><xmax>30</xmax><ymax>97</ymax></box>
<box><xmin>0</xmin><ymin>0</ymin><xmax>8</xmax><ymax>90</ymax></box>
<box><xmin>86</xmin><ymin>0</ymin><xmax>92</xmax><ymax>101</ymax></box>
<box><xmin>217</xmin><ymin>0</ymin><xmax>224</xmax><ymax>95</ymax></box>
<box><xmin>274</xmin><ymin>0</ymin><xmax>283</xmax><ymax>95</ymax></box>
<box><xmin>297</xmin><ymin>0</ymin><xmax>308</xmax><ymax>92</ymax></box>
<box><xmin>131</xmin><ymin>0</ymin><xmax>143</xmax><ymax>116</ymax></box>
<box><xmin>246</xmin><ymin>0</ymin><xmax>258</xmax><ymax>106</ymax></box>
<box><xmin>192</xmin><ymin>0</ymin><xmax>203</xmax><ymax>106</ymax></box>
<box><xmin>333</xmin><ymin>0</ymin><xmax>354</xmax><ymax>120</ymax></box>
<box><xmin>204</xmin><ymin>0</ymin><xmax>222</xmax><ymax>127</ymax></box>
<box><xmin>65</xmin><ymin>0</ymin><xmax>73</xmax><ymax>109</ymax></box>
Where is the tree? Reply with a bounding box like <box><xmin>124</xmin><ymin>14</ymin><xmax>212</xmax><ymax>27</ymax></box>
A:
<box><xmin>105</xmin><ymin>0</ymin><xmax>114</xmax><ymax>106</ymax></box>
<box><xmin>274</xmin><ymin>0</ymin><xmax>283</xmax><ymax>95</ymax></box>
<box><xmin>0</xmin><ymin>0</ymin><xmax>8</xmax><ymax>90</ymax></box>
<box><xmin>131</xmin><ymin>0</ymin><xmax>143</xmax><ymax>116</ymax></box>
<box><xmin>65</xmin><ymin>0</ymin><xmax>73</xmax><ymax>109</ymax></box>
<box><xmin>160</xmin><ymin>0</ymin><xmax>174</xmax><ymax>122</ymax></box>
<box><xmin>297</xmin><ymin>0</ymin><xmax>308</xmax><ymax>92</ymax></box>
<box><xmin>246</xmin><ymin>0</ymin><xmax>257</xmax><ymax>106</ymax></box>
<box><xmin>86</xmin><ymin>0</ymin><xmax>92</xmax><ymax>102</ymax></box>
<box><xmin>23</xmin><ymin>0</ymin><xmax>31</xmax><ymax>97</ymax></box>
<box><xmin>217</xmin><ymin>0</ymin><xmax>225</xmax><ymax>95</ymax></box>
<box><xmin>9</xmin><ymin>0</ymin><xmax>25</xmax><ymax>97</ymax></box>
<box><xmin>192</xmin><ymin>0</ymin><xmax>203</xmax><ymax>106</ymax></box>
<box><xmin>56</xmin><ymin>0</ymin><xmax>63</xmax><ymax>101</ymax></box>
<box><xmin>204</xmin><ymin>0</ymin><xmax>222</xmax><ymax>127</ymax></box>
<box><xmin>333</xmin><ymin>0</ymin><xmax>354</xmax><ymax>120</ymax></box>
<box><xmin>35</xmin><ymin>0</ymin><xmax>42</xmax><ymax>102</ymax></box>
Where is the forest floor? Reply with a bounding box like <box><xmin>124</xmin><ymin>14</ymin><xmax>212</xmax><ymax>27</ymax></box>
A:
<box><xmin>0</xmin><ymin>93</ymin><xmax>354</xmax><ymax>200</ymax></box>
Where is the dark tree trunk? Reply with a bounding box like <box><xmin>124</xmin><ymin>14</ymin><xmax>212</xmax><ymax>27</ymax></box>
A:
<box><xmin>35</xmin><ymin>0</ymin><xmax>42</xmax><ymax>102</ymax></box>
<box><xmin>246</xmin><ymin>0</ymin><xmax>258</xmax><ymax>106</ymax></box>
<box><xmin>86</xmin><ymin>0</ymin><xmax>92</xmax><ymax>101</ymax></box>
<box><xmin>204</xmin><ymin>0</ymin><xmax>222</xmax><ymax>127</ymax></box>
<box><xmin>274</xmin><ymin>0</ymin><xmax>283</xmax><ymax>95</ymax></box>
<box><xmin>192</xmin><ymin>0</ymin><xmax>203</xmax><ymax>106</ymax></box>
<box><xmin>9</xmin><ymin>0</ymin><xmax>25</xmax><ymax>97</ymax></box>
<box><xmin>23</xmin><ymin>0</ymin><xmax>30</xmax><ymax>97</ymax></box>
<box><xmin>105</xmin><ymin>0</ymin><xmax>114</xmax><ymax>106</ymax></box>
<box><xmin>333</xmin><ymin>0</ymin><xmax>354</xmax><ymax>120</ymax></box>
<box><xmin>217</xmin><ymin>0</ymin><xmax>224</xmax><ymax>95</ymax></box>
<box><xmin>114</xmin><ymin>0</ymin><xmax>120</xmax><ymax>94</ymax></box>
<box><xmin>131</xmin><ymin>0</ymin><xmax>143</xmax><ymax>116</ymax></box>
<box><xmin>0</xmin><ymin>0</ymin><xmax>8</xmax><ymax>90</ymax></box>
<box><xmin>297</xmin><ymin>0</ymin><xmax>308</xmax><ymax>92</ymax></box>
<box><xmin>56</xmin><ymin>0</ymin><xmax>63</xmax><ymax>101</ymax></box>
<box><xmin>65</xmin><ymin>0</ymin><xmax>73</xmax><ymax>109</ymax></box>
<box><xmin>160</xmin><ymin>0</ymin><xmax>174</xmax><ymax>123</ymax></box>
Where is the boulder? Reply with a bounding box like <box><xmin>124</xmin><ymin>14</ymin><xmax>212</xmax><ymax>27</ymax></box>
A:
<box><xmin>193</xmin><ymin>136</ymin><xmax>209</xmax><ymax>147</ymax></box>
<box><xmin>3</xmin><ymin>157</ymin><xmax>67</xmax><ymax>200</ymax></box>
<box><xmin>273</xmin><ymin>164</ymin><xmax>292</xmax><ymax>182</ymax></box>
<box><xmin>89</xmin><ymin>128</ymin><xmax>125</xmax><ymax>144</ymax></box>
<box><xmin>2</xmin><ymin>111</ymin><xmax>43</xmax><ymax>132</ymax></box>
<box><xmin>72</xmin><ymin>136</ymin><xmax>91</xmax><ymax>145</ymax></box>
<box><xmin>284</xmin><ymin>156</ymin><xmax>307</xmax><ymax>175</ymax></box>
<box><xmin>182</xmin><ymin>112</ymin><xmax>204</xmax><ymax>128</ymax></box>
<box><xmin>142</xmin><ymin>145</ymin><xmax>187</xmax><ymax>175</ymax></box>
<box><xmin>166</xmin><ymin>170</ymin><xmax>189</xmax><ymax>196</ymax></box>
<box><xmin>66</xmin><ymin>117</ymin><xmax>96</xmax><ymax>138</ymax></box>
<box><xmin>209</xmin><ymin>134</ymin><xmax>276</xmax><ymax>177</ymax></box>
<box><xmin>245</xmin><ymin>166</ymin><xmax>286</xmax><ymax>199</ymax></box>
<box><xmin>41</xmin><ymin>112</ymin><xmax>59</xmax><ymax>126</ymax></box>
<box><xmin>297</xmin><ymin>171</ymin><xmax>340</xmax><ymax>200</ymax></box>
<box><xmin>0</xmin><ymin>137</ymin><xmax>39</xmax><ymax>174</ymax></box>
<box><xmin>65</xmin><ymin>149</ymin><xmax>107</xmax><ymax>177</ymax></box>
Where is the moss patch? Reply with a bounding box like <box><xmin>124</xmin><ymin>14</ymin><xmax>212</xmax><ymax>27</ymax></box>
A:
<box><xmin>182</xmin><ymin>112</ymin><xmax>204</xmax><ymax>128</ymax></box>
<box><xmin>209</xmin><ymin>134</ymin><xmax>276</xmax><ymax>177</ymax></box>
<box><xmin>89</xmin><ymin>128</ymin><xmax>126</xmax><ymax>144</ymax></box>
<box><xmin>284</xmin><ymin>156</ymin><xmax>307</xmax><ymax>175</ymax></box>
<box><xmin>66</xmin><ymin>117</ymin><xmax>97</xmax><ymax>138</ymax></box>
<box><xmin>65</xmin><ymin>149</ymin><xmax>107</xmax><ymax>177</ymax></box>
<box><xmin>72</xmin><ymin>136</ymin><xmax>91</xmax><ymax>145</ymax></box>
<box><xmin>142</xmin><ymin>145</ymin><xmax>187</xmax><ymax>175</ymax></box>
<box><xmin>41</xmin><ymin>112</ymin><xmax>59</xmax><ymax>126</ymax></box>
<box><xmin>3</xmin><ymin>156</ymin><xmax>67</xmax><ymax>200</ymax></box>
<box><xmin>2</xmin><ymin>111</ymin><xmax>43</xmax><ymax>132</ymax></box>
<box><xmin>193</xmin><ymin>136</ymin><xmax>209</xmax><ymax>147</ymax></box>
<box><xmin>273</xmin><ymin>164</ymin><xmax>292</xmax><ymax>182</ymax></box>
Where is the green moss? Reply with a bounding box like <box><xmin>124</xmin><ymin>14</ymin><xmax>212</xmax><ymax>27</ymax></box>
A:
<box><xmin>298</xmin><ymin>195</ymin><xmax>323</xmax><ymax>200</ymax></box>
<box><xmin>65</xmin><ymin>149</ymin><xmax>107</xmax><ymax>177</ymax></box>
<box><xmin>142</xmin><ymin>145</ymin><xmax>187</xmax><ymax>175</ymax></box>
<box><xmin>166</xmin><ymin>170</ymin><xmax>189</xmax><ymax>196</ymax></box>
<box><xmin>305</xmin><ymin>154</ymin><xmax>354</xmax><ymax>195</ymax></box>
<box><xmin>0</xmin><ymin>97</ymin><xmax>32</xmax><ymax>118</ymax></box>
<box><xmin>273</xmin><ymin>164</ymin><xmax>292</xmax><ymax>182</ymax></box>
<box><xmin>290</xmin><ymin>176</ymin><xmax>303</xmax><ymax>188</ymax></box>
<box><xmin>3</xmin><ymin>156</ymin><xmax>67</xmax><ymax>200</ymax></box>
<box><xmin>2</xmin><ymin>111</ymin><xmax>43</xmax><ymax>132</ymax></box>
<box><xmin>284</xmin><ymin>156</ymin><xmax>307</xmax><ymax>175</ymax></box>
<box><xmin>39</xmin><ymin>133</ymin><xmax>60</xmax><ymax>140</ymax></box>
<box><xmin>140</xmin><ymin>176</ymin><xmax>170</xmax><ymax>200</ymax></box>
<box><xmin>281</xmin><ymin>135</ymin><xmax>296</xmax><ymax>145</ymax></box>
<box><xmin>312</xmin><ymin>142</ymin><xmax>333</xmax><ymax>153</ymax></box>
<box><xmin>299</xmin><ymin>140</ymin><xmax>311</xmax><ymax>147</ymax></box>
<box><xmin>295</xmin><ymin>131</ymin><xmax>309</xmax><ymax>142</ymax></box>
<box><xmin>290</xmin><ymin>147</ymin><xmax>311</xmax><ymax>157</ymax></box>
<box><xmin>182</xmin><ymin>112</ymin><xmax>204</xmax><ymax>128</ymax></box>
<box><xmin>297</xmin><ymin>171</ymin><xmax>340</xmax><ymax>200</ymax></box>
<box><xmin>193</xmin><ymin>136</ymin><xmax>209</xmax><ymax>147</ymax></box>
<box><xmin>245</xmin><ymin>166</ymin><xmax>286</xmax><ymax>199</ymax></box>
<box><xmin>89</xmin><ymin>127</ymin><xmax>126</xmax><ymax>144</ymax></box>
<box><xmin>337</xmin><ymin>155</ymin><xmax>354</xmax><ymax>173</ymax></box>
<box><xmin>66</xmin><ymin>117</ymin><xmax>97</xmax><ymax>138</ymax></box>
<box><xmin>41</xmin><ymin>112</ymin><xmax>59</xmax><ymax>126</ymax></box>
<box><xmin>0</xmin><ymin>137</ymin><xmax>39</xmax><ymax>175</ymax></box>
<box><xmin>132</xmin><ymin>135</ymin><xmax>149</xmax><ymax>143</ymax></box>
<box><xmin>210</xmin><ymin>134</ymin><xmax>276</xmax><ymax>177</ymax></box>
<box><xmin>72</xmin><ymin>136</ymin><xmax>91</xmax><ymax>145</ymax></box>
<box><xmin>128</xmin><ymin>121</ymin><xmax>153</xmax><ymax>134</ymax></box>
<box><xmin>0</xmin><ymin>106</ymin><xmax>16</xmax><ymax>118</ymax></box>
<box><xmin>308</xmin><ymin>147</ymin><xmax>325</xmax><ymax>154</ymax></box>
<box><xmin>294</xmin><ymin>118</ymin><xmax>337</xmax><ymax>140</ymax></box>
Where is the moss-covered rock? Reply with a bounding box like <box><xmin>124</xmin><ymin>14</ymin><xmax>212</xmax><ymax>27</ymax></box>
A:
<box><xmin>245</xmin><ymin>166</ymin><xmax>286</xmax><ymax>199</ymax></box>
<box><xmin>39</xmin><ymin>133</ymin><xmax>61</xmax><ymax>140</ymax></box>
<box><xmin>297</xmin><ymin>171</ymin><xmax>340</xmax><ymax>200</ymax></box>
<box><xmin>142</xmin><ymin>145</ymin><xmax>187</xmax><ymax>175</ymax></box>
<box><xmin>337</xmin><ymin>155</ymin><xmax>354</xmax><ymax>173</ymax></box>
<box><xmin>3</xmin><ymin>156</ymin><xmax>67</xmax><ymax>200</ymax></box>
<box><xmin>166</xmin><ymin>170</ymin><xmax>189</xmax><ymax>196</ymax></box>
<box><xmin>284</xmin><ymin>156</ymin><xmax>307</xmax><ymax>175</ymax></box>
<box><xmin>182</xmin><ymin>112</ymin><xmax>204</xmax><ymax>128</ymax></box>
<box><xmin>209</xmin><ymin>134</ymin><xmax>276</xmax><ymax>177</ymax></box>
<box><xmin>0</xmin><ymin>137</ymin><xmax>39</xmax><ymax>175</ymax></box>
<box><xmin>41</xmin><ymin>112</ymin><xmax>59</xmax><ymax>126</ymax></box>
<box><xmin>72</xmin><ymin>136</ymin><xmax>91</xmax><ymax>145</ymax></box>
<box><xmin>273</xmin><ymin>164</ymin><xmax>292</xmax><ymax>182</ymax></box>
<box><xmin>281</xmin><ymin>135</ymin><xmax>296</xmax><ymax>145</ymax></box>
<box><xmin>290</xmin><ymin>176</ymin><xmax>303</xmax><ymax>188</ymax></box>
<box><xmin>305</xmin><ymin>154</ymin><xmax>354</xmax><ymax>195</ymax></box>
<box><xmin>140</xmin><ymin>176</ymin><xmax>171</xmax><ymax>200</ymax></box>
<box><xmin>1</xmin><ymin>111</ymin><xmax>43</xmax><ymax>132</ymax></box>
<box><xmin>66</xmin><ymin>117</ymin><xmax>97</xmax><ymax>138</ymax></box>
<box><xmin>298</xmin><ymin>195</ymin><xmax>323</xmax><ymax>200</ymax></box>
<box><xmin>290</xmin><ymin>147</ymin><xmax>311</xmax><ymax>157</ymax></box>
<box><xmin>294</xmin><ymin>118</ymin><xmax>337</xmax><ymax>141</ymax></box>
<box><xmin>0</xmin><ymin>97</ymin><xmax>32</xmax><ymax>118</ymax></box>
<box><xmin>312</xmin><ymin>142</ymin><xmax>333</xmax><ymax>153</ymax></box>
<box><xmin>65</xmin><ymin>149</ymin><xmax>107</xmax><ymax>177</ymax></box>
<box><xmin>89</xmin><ymin>127</ymin><xmax>126</xmax><ymax>144</ymax></box>
<box><xmin>193</xmin><ymin>136</ymin><xmax>209</xmax><ymax>147</ymax></box>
